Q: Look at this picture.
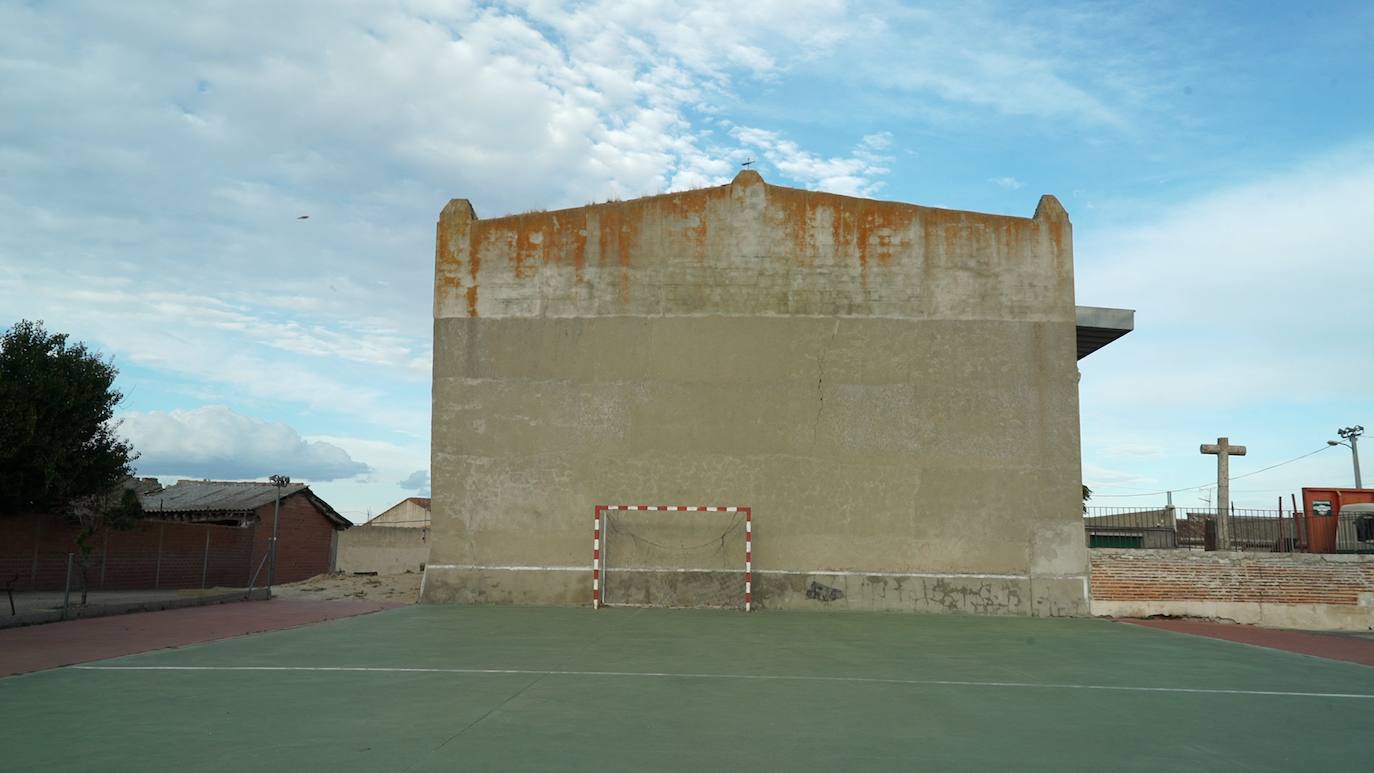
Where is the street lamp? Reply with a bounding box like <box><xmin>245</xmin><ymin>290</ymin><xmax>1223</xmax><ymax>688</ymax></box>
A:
<box><xmin>267</xmin><ymin>474</ymin><xmax>291</xmax><ymax>594</ymax></box>
<box><xmin>1327</xmin><ymin>426</ymin><xmax>1363</xmax><ymax>489</ymax></box>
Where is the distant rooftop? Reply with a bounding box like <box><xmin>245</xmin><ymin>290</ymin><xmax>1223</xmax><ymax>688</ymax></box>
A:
<box><xmin>142</xmin><ymin>479</ymin><xmax>308</xmax><ymax>513</ymax></box>
<box><xmin>139</xmin><ymin>480</ymin><xmax>349</xmax><ymax>528</ymax></box>
<box><xmin>361</xmin><ymin>496</ymin><xmax>433</xmax><ymax>527</ymax></box>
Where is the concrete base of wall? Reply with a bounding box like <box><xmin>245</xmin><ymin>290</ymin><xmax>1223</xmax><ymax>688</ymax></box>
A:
<box><xmin>420</xmin><ymin>566</ymin><xmax>587</xmax><ymax>606</ymax></box>
<box><xmin>419</xmin><ymin>565</ymin><xmax>1089</xmax><ymax>617</ymax></box>
<box><xmin>1091</xmin><ymin>599</ymin><xmax>1374</xmax><ymax>632</ymax></box>
<box><xmin>2</xmin><ymin>588</ymin><xmax>271</xmax><ymax>630</ymax></box>
<box><xmin>760</xmin><ymin>572</ymin><xmax>1088</xmax><ymax>617</ymax></box>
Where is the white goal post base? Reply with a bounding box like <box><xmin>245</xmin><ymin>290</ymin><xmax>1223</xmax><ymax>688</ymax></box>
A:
<box><xmin>594</xmin><ymin>505</ymin><xmax>753</xmax><ymax>612</ymax></box>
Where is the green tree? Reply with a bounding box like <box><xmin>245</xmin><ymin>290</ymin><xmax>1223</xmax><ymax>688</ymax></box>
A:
<box><xmin>0</xmin><ymin>320</ymin><xmax>139</xmax><ymax>515</ymax></box>
<box><xmin>1</xmin><ymin>320</ymin><xmax>145</xmax><ymax>603</ymax></box>
<box><xmin>1082</xmin><ymin>484</ymin><xmax>1093</xmax><ymax>513</ymax></box>
<box><xmin>69</xmin><ymin>487</ymin><xmax>145</xmax><ymax>604</ymax></box>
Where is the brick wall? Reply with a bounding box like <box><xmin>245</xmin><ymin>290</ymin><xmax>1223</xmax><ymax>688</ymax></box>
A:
<box><xmin>1090</xmin><ymin>548</ymin><xmax>1374</xmax><ymax>631</ymax></box>
<box><xmin>0</xmin><ymin>514</ymin><xmax>255</xmax><ymax>591</ymax></box>
<box><xmin>249</xmin><ymin>493</ymin><xmax>339</xmax><ymax>584</ymax></box>
<box><xmin>1</xmin><ymin>491</ymin><xmax>341</xmax><ymax>592</ymax></box>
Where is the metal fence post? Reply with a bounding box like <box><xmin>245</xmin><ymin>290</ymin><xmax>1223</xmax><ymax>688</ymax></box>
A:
<box><xmin>153</xmin><ymin>522</ymin><xmax>165</xmax><ymax>589</ymax></box>
<box><xmin>30</xmin><ymin>517</ymin><xmax>42</xmax><ymax>587</ymax></box>
<box><xmin>201</xmin><ymin>528</ymin><xmax>211</xmax><ymax>589</ymax></box>
<box><xmin>62</xmin><ymin>553</ymin><xmax>73</xmax><ymax>620</ymax></box>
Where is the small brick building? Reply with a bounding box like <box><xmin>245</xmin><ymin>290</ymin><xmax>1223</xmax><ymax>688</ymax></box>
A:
<box><xmin>1</xmin><ymin>479</ymin><xmax>351</xmax><ymax>592</ymax></box>
<box><xmin>142</xmin><ymin>480</ymin><xmax>351</xmax><ymax>585</ymax></box>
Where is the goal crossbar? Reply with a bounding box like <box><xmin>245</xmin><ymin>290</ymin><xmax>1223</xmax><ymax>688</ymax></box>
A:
<box><xmin>593</xmin><ymin>505</ymin><xmax>753</xmax><ymax>611</ymax></box>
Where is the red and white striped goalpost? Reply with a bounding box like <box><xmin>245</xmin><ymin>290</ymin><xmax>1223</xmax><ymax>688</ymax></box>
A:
<box><xmin>593</xmin><ymin>505</ymin><xmax>753</xmax><ymax>612</ymax></box>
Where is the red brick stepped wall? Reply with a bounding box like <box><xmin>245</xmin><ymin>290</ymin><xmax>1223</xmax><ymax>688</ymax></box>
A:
<box><xmin>0</xmin><ymin>516</ymin><xmax>255</xmax><ymax>591</ymax></box>
<box><xmin>1090</xmin><ymin>548</ymin><xmax>1374</xmax><ymax>631</ymax></box>
<box><xmin>1</xmin><ymin>492</ymin><xmax>339</xmax><ymax>592</ymax></box>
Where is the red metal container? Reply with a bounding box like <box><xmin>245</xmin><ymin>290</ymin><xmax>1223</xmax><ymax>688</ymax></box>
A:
<box><xmin>1301</xmin><ymin>487</ymin><xmax>1374</xmax><ymax>553</ymax></box>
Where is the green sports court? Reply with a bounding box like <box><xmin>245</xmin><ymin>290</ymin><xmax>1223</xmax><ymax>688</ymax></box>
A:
<box><xmin>3</xmin><ymin>606</ymin><xmax>1370</xmax><ymax>771</ymax></box>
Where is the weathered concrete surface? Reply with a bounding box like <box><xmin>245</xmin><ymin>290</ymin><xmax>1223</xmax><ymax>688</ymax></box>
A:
<box><xmin>425</xmin><ymin>171</ymin><xmax>1089</xmax><ymax>615</ymax></box>
<box><xmin>336</xmin><ymin>526</ymin><xmax>431</xmax><ymax>575</ymax></box>
<box><xmin>0</xmin><ymin>588</ymin><xmax>269</xmax><ymax>630</ymax></box>
<box><xmin>1095</xmin><ymin>598</ymin><xmax>1374</xmax><ymax>631</ymax></box>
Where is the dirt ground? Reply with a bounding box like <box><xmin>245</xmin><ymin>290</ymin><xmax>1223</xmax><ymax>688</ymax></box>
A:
<box><xmin>273</xmin><ymin>572</ymin><xmax>422</xmax><ymax>604</ymax></box>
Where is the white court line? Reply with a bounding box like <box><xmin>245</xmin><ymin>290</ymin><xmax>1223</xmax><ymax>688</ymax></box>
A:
<box><xmin>70</xmin><ymin>665</ymin><xmax>1374</xmax><ymax>700</ymax></box>
<box><xmin>423</xmin><ymin>564</ymin><xmax>1052</xmax><ymax>580</ymax></box>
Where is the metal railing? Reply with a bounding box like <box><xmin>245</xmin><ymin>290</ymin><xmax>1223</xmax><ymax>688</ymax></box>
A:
<box><xmin>1084</xmin><ymin>506</ymin><xmax>1374</xmax><ymax>553</ymax></box>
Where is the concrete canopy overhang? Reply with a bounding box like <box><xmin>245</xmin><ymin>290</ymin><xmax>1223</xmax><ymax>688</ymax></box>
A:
<box><xmin>1076</xmin><ymin>306</ymin><xmax>1134</xmax><ymax>360</ymax></box>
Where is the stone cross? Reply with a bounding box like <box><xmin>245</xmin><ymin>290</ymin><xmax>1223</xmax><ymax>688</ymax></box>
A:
<box><xmin>1201</xmin><ymin>437</ymin><xmax>1247</xmax><ymax>550</ymax></box>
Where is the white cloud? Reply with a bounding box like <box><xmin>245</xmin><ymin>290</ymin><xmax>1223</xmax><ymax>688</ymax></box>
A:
<box><xmin>1076</xmin><ymin>144</ymin><xmax>1374</xmax><ymax>508</ymax></box>
<box><xmin>0</xmin><ymin>1</ymin><xmax>871</xmax><ymax>439</ymax></box>
<box><xmin>860</xmin><ymin>132</ymin><xmax>893</xmax><ymax>151</ymax></box>
<box><xmin>120</xmin><ymin>405</ymin><xmax>372</xmax><ymax>481</ymax></box>
<box><xmin>1</xmin><ymin>1</ymin><xmax>1304</xmax><ymax>517</ymax></box>
<box><xmin>2</xmin><ymin>274</ymin><xmax>430</xmax><ymax>433</ymax></box>
<box><xmin>731</xmin><ymin>126</ymin><xmax>893</xmax><ymax>196</ymax></box>
<box><xmin>0</xmin><ymin>2</ymin><xmax>1156</xmax><ymax>441</ymax></box>
<box><xmin>826</xmin><ymin>2</ymin><xmax>1193</xmax><ymax>129</ymax></box>
<box><xmin>990</xmin><ymin>176</ymin><xmax>1024</xmax><ymax>190</ymax></box>
<box><xmin>397</xmin><ymin>469</ymin><xmax>430</xmax><ymax>493</ymax></box>
<box><xmin>301</xmin><ymin>434</ymin><xmax>430</xmax><ymax>521</ymax></box>
<box><xmin>1078</xmin><ymin>144</ymin><xmax>1374</xmax><ymax>411</ymax></box>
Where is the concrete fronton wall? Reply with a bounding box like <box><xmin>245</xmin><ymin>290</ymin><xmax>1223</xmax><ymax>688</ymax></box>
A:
<box><xmin>337</xmin><ymin>526</ymin><xmax>430</xmax><ymax>575</ymax></box>
<box><xmin>425</xmin><ymin>171</ymin><xmax>1087</xmax><ymax>615</ymax></box>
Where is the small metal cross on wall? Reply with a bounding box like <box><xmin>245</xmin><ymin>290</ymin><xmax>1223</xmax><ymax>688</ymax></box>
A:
<box><xmin>1200</xmin><ymin>437</ymin><xmax>1246</xmax><ymax>550</ymax></box>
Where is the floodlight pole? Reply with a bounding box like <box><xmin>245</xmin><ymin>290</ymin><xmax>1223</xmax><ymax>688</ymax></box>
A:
<box><xmin>267</xmin><ymin>474</ymin><xmax>291</xmax><ymax>595</ymax></box>
<box><xmin>1329</xmin><ymin>426</ymin><xmax>1364</xmax><ymax>489</ymax></box>
<box><xmin>1354</xmin><ymin>436</ymin><xmax>1364</xmax><ymax>489</ymax></box>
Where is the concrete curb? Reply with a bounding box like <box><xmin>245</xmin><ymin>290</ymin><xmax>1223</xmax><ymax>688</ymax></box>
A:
<box><xmin>1</xmin><ymin>588</ymin><xmax>272</xmax><ymax>630</ymax></box>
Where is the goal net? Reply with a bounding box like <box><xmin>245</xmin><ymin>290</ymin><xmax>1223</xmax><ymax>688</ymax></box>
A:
<box><xmin>593</xmin><ymin>505</ymin><xmax>753</xmax><ymax>611</ymax></box>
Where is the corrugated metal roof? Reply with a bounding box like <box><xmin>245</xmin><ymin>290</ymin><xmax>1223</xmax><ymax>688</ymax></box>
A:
<box><xmin>123</xmin><ymin>477</ymin><xmax>165</xmax><ymax>497</ymax></box>
<box><xmin>141</xmin><ymin>480</ymin><xmax>309</xmax><ymax>514</ymax></box>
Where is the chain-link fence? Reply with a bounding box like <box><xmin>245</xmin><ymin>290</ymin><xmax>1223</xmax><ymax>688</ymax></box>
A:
<box><xmin>2</xmin><ymin>518</ymin><xmax>280</xmax><ymax>621</ymax></box>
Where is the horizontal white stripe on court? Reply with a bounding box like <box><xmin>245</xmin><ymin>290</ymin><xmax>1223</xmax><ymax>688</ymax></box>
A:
<box><xmin>69</xmin><ymin>665</ymin><xmax>1374</xmax><ymax>700</ymax></box>
<box><xmin>599</xmin><ymin>506</ymin><xmax>744</xmax><ymax>512</ymax></box>
<box><xmin>423</xmin><ymin>564</ymin><xmax>1071</xmax><ymax>581</ymax></box>
<box><xmin>426</xmin><ymin>564</ymin><xmax>587</xmax><ymax>572</ymax></box>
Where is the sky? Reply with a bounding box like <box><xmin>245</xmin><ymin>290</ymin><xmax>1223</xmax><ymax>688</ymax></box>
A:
<box><xmin>2</xmin><ymin>0</ymin><xmax>1371</xmax><ymax>521</ymax></box>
